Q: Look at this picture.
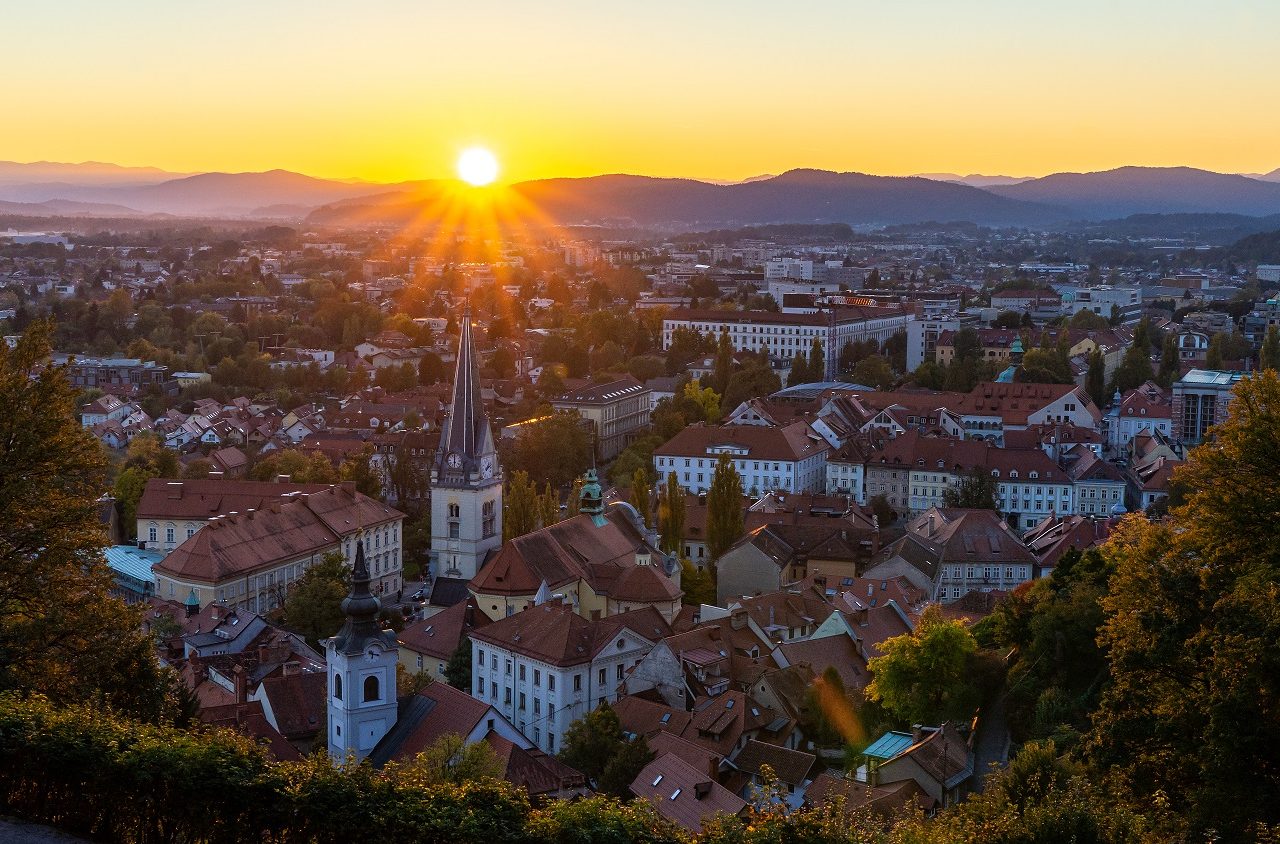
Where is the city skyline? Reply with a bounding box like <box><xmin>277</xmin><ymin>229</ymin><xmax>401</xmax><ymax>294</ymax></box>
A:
<box><xmin>5</xmin><ymin>0</ymin><xmax>1278</xmax><ymax>183</ymax></box>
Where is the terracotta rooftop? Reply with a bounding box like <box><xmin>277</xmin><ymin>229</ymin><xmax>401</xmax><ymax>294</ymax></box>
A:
<box><xmin>630</xmin><ymin>752</ymin><xmax>748</xmax><ymax>832</ymax></box>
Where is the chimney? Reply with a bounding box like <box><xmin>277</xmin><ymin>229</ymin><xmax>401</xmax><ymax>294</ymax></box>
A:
<box><xmin>912</xmin><ymin>723</ymin><xmax>924</xmax><ymax>743</ymax></box>
<box><xmin>233</xmin><ymin>665</ymin><xmax>248</xmax><ymax>704</ymax></box>
<box><xmin>282</xmin><ymin>661</ymin><xmax>301</xmax><ymax>677</ymax></box>
<box><xmin>730</xmin><ymin>608</ymin><xmax>748</xmax><ymax>630</ymax></box>
<box><xmin>694</xmin><ymin>780</ymin><xmax>713</xmax><ymax>800</ymax></box>
<box><xmin>276</xmin><ymin>474</ymin><xmax>291</xmax><ymax>484</ymax></box>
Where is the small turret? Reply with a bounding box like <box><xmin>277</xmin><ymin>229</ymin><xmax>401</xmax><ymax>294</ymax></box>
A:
<box><xmin>579</xmin><ymin>468</ymin><xmax>605</xmax><ymax>525</ymax></box>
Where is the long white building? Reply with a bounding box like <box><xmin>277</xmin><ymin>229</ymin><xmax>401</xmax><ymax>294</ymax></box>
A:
<box><xmin>661</xmin><ymin>307</ymin><xmax>913</xmax><ymax>380</ymax></box>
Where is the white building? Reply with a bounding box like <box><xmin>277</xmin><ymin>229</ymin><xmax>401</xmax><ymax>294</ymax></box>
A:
<box><xmin>662</xmin><ymin>308</ymin><xmax>913</xmax><ymax>381</ymax></box>
<box><xmin>654</xmin><ymin>420</ymin><xmax>830</xmax><ymax>496</ymax></box>
<box><xmin>469</xmin><ymin>601</ymin><xmax>661</xmax><ymax>755</ymax></box>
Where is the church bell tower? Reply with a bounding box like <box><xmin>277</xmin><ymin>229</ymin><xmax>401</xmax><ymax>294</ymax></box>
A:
<box><xmin>431</xmin><ymin>304</ymin><xmax>503</xmax><ymax>580</ymax></box>
<box><xmin>326</xmin><ymin>539</ymin><xmax>398</xmax><ymax>763</ymax></box>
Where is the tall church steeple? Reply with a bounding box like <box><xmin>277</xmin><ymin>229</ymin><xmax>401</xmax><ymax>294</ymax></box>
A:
<box><xmin>326</xmin><ymin>539</ymin><xmax>398</xmax><ymax>764</ymax></box>
<box><xmin>431</xmin><ymin>303</ymin><xmax>503</xmax><ymax>580</ymax></box>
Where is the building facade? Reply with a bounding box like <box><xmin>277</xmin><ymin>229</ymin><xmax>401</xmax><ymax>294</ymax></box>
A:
<box><xmin>551</xmin><ymin>377</ymin><xmax>651</xmax><ymax>461</ymax></box>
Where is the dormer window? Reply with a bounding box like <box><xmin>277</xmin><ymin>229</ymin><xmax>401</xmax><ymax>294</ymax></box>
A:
<box><xmin>1009</xmin><ymin>470</ymin><xmax>1018</xmax><ymax>479</ymax></box>
<box><xmin>1029</xmin><ymin>471</ymin><xmax>1038</xmax><ymax>479</ymax></box>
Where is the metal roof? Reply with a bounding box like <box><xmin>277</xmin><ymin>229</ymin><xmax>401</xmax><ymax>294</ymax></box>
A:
<box><xmin>863</xmin><ymin>730</ymin><xmax>916</xmax><ymax>761</ymax></box>
<box><xmin>103</xmin><ymin>545</ymin><xmax>164</xmax><ymax>586</ymax></box>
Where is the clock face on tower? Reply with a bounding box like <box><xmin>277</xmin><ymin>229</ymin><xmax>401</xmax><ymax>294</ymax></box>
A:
<box><xmin>364</xmin><ymin>646</ymin><xmax>381</xmax><ymax>663</ymax></box>
<box><xmin>446</xmin><ymin>452</ymin><xmax>463</xmax><ymax>470</ymax></box>
<box><xmin>480</xmin><ymin>455</ymin><xmax>494</xmax><ymax>479</ymax></box>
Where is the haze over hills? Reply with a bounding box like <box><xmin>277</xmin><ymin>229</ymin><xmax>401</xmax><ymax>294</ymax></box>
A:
<box><xmin>914</xmin><ymin>173</ymin><xmax>1032</xmax><ymax>187</ymax></box>
<box><xmin>308</xmin><ymin>169</ymin><xmax>1065</xmax><ymax>228</ymax></box>
<box><xmin>4</xmin><ymin>160</ymin><xmax>1280</xmax><ymax>226</ymax></box>
<box><xmin>988</xmin><ymin>166</ymin><xmax>1280</xmax><ymax>218</ymax></box>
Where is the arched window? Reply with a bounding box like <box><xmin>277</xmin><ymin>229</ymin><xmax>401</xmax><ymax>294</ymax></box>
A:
<box><xmin>333</xmin><ymin>673</ymin><xmax>343</xmax><ymax>700</ymax></box>
<box><xmin>363</xmin><ymin>675</ymin><xmax>380</xmax><ymax>702</ymax></box>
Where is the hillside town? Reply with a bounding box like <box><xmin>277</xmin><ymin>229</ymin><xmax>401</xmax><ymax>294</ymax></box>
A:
<box><xmin>2</xmin><ymin>217</ymin><xmax>1276</xmax><ymax>835</ymax></box>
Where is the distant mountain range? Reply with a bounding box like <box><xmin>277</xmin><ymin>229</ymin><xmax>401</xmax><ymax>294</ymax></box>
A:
<box><xmin>914</xmin><ymin>173</ymin><xmax>1032</xmax><ymax>187</ymax></box>
<box><xmin>4</xmin><ymin>160</ymin><xmax>1280</xmax><ymax>228</ymax></box>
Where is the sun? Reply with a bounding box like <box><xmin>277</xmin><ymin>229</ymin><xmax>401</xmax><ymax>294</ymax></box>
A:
<box><xmin>456</xmin><ymin>146</ymin><xmax>499</xmax><ymax>186</ymax></box>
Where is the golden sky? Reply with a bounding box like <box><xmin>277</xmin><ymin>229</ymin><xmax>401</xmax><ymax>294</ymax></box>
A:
<box><xmin>5</xmin><ymin>1</ymin><xmax>1278</xmax><ymax>183</ymax></box>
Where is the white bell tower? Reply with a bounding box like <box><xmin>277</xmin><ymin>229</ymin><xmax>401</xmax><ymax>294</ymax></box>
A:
<box><xmin>431</xmin><ymin>303</ymin><xmax>503</xmax><ymax>580</ymax></box>
<box><xmin>326</xmin><ymin>539</ymin><xmax>398</xmax><ymax>763</ymax></box>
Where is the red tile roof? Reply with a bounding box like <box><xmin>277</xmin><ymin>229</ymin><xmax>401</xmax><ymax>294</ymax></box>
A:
<box><xmin>631</xmin><ymin>752</ymin><xmax>748</xmax><ymax>832</ymax></box>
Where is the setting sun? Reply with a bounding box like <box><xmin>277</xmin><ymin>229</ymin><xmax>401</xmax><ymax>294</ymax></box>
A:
<box><xmin>456</xmin><ymin>146</ymin><xmax>499</xmax><ymax>186</ymax></box>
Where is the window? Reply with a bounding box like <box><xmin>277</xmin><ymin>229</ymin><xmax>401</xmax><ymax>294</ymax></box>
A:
<box><xmin>333</xmin><ymin>673</ymin><xmax>343</xmax><ymax>700</ymax></box>
<box><xmin>518</xmin><ymin>664</ymin><xmax>525</xmax><ymax>681</ymax></box>
<box><xmin>148</xmin><ymin>526</ymin><xmax>157</xmax><ymax>542</ymax></box>
<box><xmin>363</xmin><ymin>675</ymin><xmax>380</xmax><ymax>702</ymax></box>
<box><xmin>519</xmin><ymin>692</ymin><xmax>526</xmax><ymax>711</ymax></box>
<box><xmin>598</xmin><ymin>668</ymin><xmax>606</xmax><ymax>685</ymax></box>
<box><xmin>448</xmin><ymin>503</ymin><xmax>460</xmax><ymax>518</ymax></box>
<box><xmin>617</xmin><ymin>664</ymin><xmax>625</xmax><ymax>681</ymax></box>
<box><xmin>534</xmin><ymin>669</ymin><xmax>540</xmax><ymax>687</ymax></box>
<box><xmin>166</xmin><ymin>527</ymin><xmax>175</xmax><ymax>543</ymax></box>
<box><xmin>478</xmin><ymin>648</ymin><xmax>485</xmax><ymax>665</ymax></box>
<box><xmin>548</xmin><ymin>675</ymin><xmax>556</xmax><ymax>692</ymax></box>
<box><xmin>574</xmin><ymin>674</ymin><xmax>582</xmax><ymax>692</ymax></box>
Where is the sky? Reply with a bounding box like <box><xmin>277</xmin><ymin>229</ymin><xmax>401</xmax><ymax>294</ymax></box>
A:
<box><xmin>5</xmin><ymin>0</ymin><xmax>1279</xmax><ymax>184</ymax></box>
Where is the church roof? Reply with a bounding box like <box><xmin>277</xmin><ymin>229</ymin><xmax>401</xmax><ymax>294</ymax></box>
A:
<box><xmin>469</xmin><ymin>504</ymin><xmax>672</xmax><ymax>602</ymax></box>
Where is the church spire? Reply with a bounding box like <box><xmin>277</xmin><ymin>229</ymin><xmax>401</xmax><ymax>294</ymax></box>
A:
<box><xmin>437</xmin><ymin>301</ymin><xmax>495</xmax><ymax>474</ymax></box>
<box><xmin>332</xmin><ymin>537</ymin><xmax>382</xmax><ymax>655</ymax></box>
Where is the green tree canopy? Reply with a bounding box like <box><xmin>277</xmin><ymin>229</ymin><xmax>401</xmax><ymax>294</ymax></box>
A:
<box><xmin>867</xmin><ymin>605</ymin><xmax>981</xmax><ymax>725</ymax></box>
<box><xmin>282</xmin><ymin>550</ymin><xmax>348</xmax><ymax>648</ymax></box>
<box><xmin>706</xmin><ymin>454</ymin><xmax>744</xmax><ymax>562</ymax></box>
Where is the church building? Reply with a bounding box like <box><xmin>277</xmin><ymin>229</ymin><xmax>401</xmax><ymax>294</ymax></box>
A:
<box><xmin>431</xmin><ymin>305</ymin><xmax>503</xmax><ymax>580</ymax></box>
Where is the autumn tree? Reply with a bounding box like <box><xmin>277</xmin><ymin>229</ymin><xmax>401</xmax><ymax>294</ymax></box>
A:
<box><xmin>1089</xmin><ymin>370</ymin><xmax>1280</xmax><ymax>840</ymax></box>
<box><xmin>1086</xmin><ymin>348</ymin><xmax>1109</xmax><ymax>405</ymax></box>
<box><xmin>0</xmin><ymin>321</ymin><xmax>185</xmax><ymax>722</ymax></box>
<box><xmin>710</xmin><ymin>327</ymin><xmax>734</xmax><ymax>394</ymax></box>
<box><xmin>867</xmin><ymin>605</ymin><xmax>981</xmax><ymax>725</ymax></box>
<box><xmin>706</xmin><ymin>454</ymin><xmax>744</xmax><ymax>562</ymax></box>
<box><xmin>502</xmin><ymin>470</ymin><xmax>539</xmax><ymax>541</ymax></box>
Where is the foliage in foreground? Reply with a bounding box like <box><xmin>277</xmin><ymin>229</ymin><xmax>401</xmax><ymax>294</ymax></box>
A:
<box><xmin>0</xmin><ymin>694</ymin><xmax>1186</xmax><ymax>844</ymax></box>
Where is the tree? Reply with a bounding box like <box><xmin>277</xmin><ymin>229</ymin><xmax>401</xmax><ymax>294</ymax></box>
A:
<box><xmin>339</xmin><ymin>444</ymin><xmax>383</xmax><ymax>499</ymax></box>
<box><xmin>1205</xmin><ymin>332</ymin><xmax>1224</xmax><ymax>369</ymax></box>
<box><xmin>1263</xmin><ymin>326</ymin><xmax>1280</xmax><ymax>372</ymax></box>
<box><xmin>536</xmin><ymin>483</ymin><xmax>559</xmax><ymax>529</ymax></box>
<box><xmin>710</xmin><ymin>328</ymin><xmax>734</xmax><ymax>394</ymax></box>
<box><xmin>721</xmin><ymin>359</ymin><xmax>781</xmax><ymax>415</ymax></box>
<box><xmin>597</xmin><ymin>736</ymin><xmax>655</xmax><ymax>800</ymax></box>
<box><xmin>807</xmin><ymin>337</ymin><xmax>826</xmax><ymax>381</ymax></box>
<box><xmin>502</xmin><ymin>470</ymin><xmax>539</xmax><ymax>541</ymax></box>
<box><xmin>942</xmin><ymin>467</ymin><xmax>999</xmax><ymax>510</ymax></box>
<box><xmin>850</xmin><ymin>354</ymin><xmax>895</xmax><ymax>390</ymax></box>
<box><xmin>182</xmin><ymin>458</ymin><xmax>213</xmax><ymax>479</ymax></box>
<box><xmin>869</xmin><ymin>494</ymin><xmax>898</xmax><ymax>526</ymax></box>
<box><xmin>992</xmin><ymin>310</ymin><xmax>1024</xmax><ymax>329</ymax></box>
<box><xmin>1068</xmin><ymin>309</ymin><xmax>1111</xmax><ymax>330</ymax></box>
<box><xmin>657</xmin><ymin>471</ymin><xmax>685</xmax><ymax>555</ymax></box>
<box><xmin>867</xmin><ymin>605</ymin><xmax>981</xmax><ymax>725</ymax></box>
<box><xmin>679</xmin><ymin>559</ymin><xmax>716</xmax><ymax>606</ymax></box>
<box><xmin>1086</xmin><ymin>348</ymin><xmax>1108</xmax><ymax>406</ymax></box>
<box><xmin>559</xmin><ymin>701</ymin><xmax>624</xmax><ymax>786</ymax></box>
<box><xmin>499</xmin><ymin>412</ymin><xmax>592</xmax><ymax>489</ymax></box>
<box><xmin>1</xmin><ymin>321</ymin><xmax>184</xmax><ymax>723</ymax></box>
<box><xmin>629</xmin><ymin>468</ymin><xmax>652</xmax><ymax>527</ymax></box>
<box><xmin>1157</xmin><ymin>332</ymin><xmax>1180</xmax><ymax>389</ymax></box>
<box><xmin>1109</xmin><ymin>324</ymin><xmax>1156</xmax><ymax>395</ymax></box>
<box><xmin>706</xmin><ymin>454</ymin><xmax>744</xmax><ymax>562</ymax></box>
<box><xmin>1089</xmin><ymin>371</ymin><xmax>1280</xmax><ymax>840</ymax></box>
<box><xmin>785</xmin><ymin>352</ymin><xmax>809</xmax><ymax>388</ymax></box>
<box><xmin>250</xmin><ymin>449</ymin><xmax>339</xmax><ymax>483</ymax></box>
<box><xmin>418</xmin><ymin>351</ymin><xmax>444</xmax><ymax>384</ymax></box>
<box><xmin>682</xmin><ymin>379</ymin><xmax>721</xmax><ymax>423</ymax></box>
<box><xmin>282</xmin><ymin>551</ymin><xmax>348</xmax><ymax>648</ymax></box>
<box><xmin>400</xmin><ymin>733</ymin><xmax>504</xmax><ymax>785</ymax></box>
<box><xmin>445</xmin><ymin>635</ymin><xmax>473</xmax><ymax>691</ymax></box>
